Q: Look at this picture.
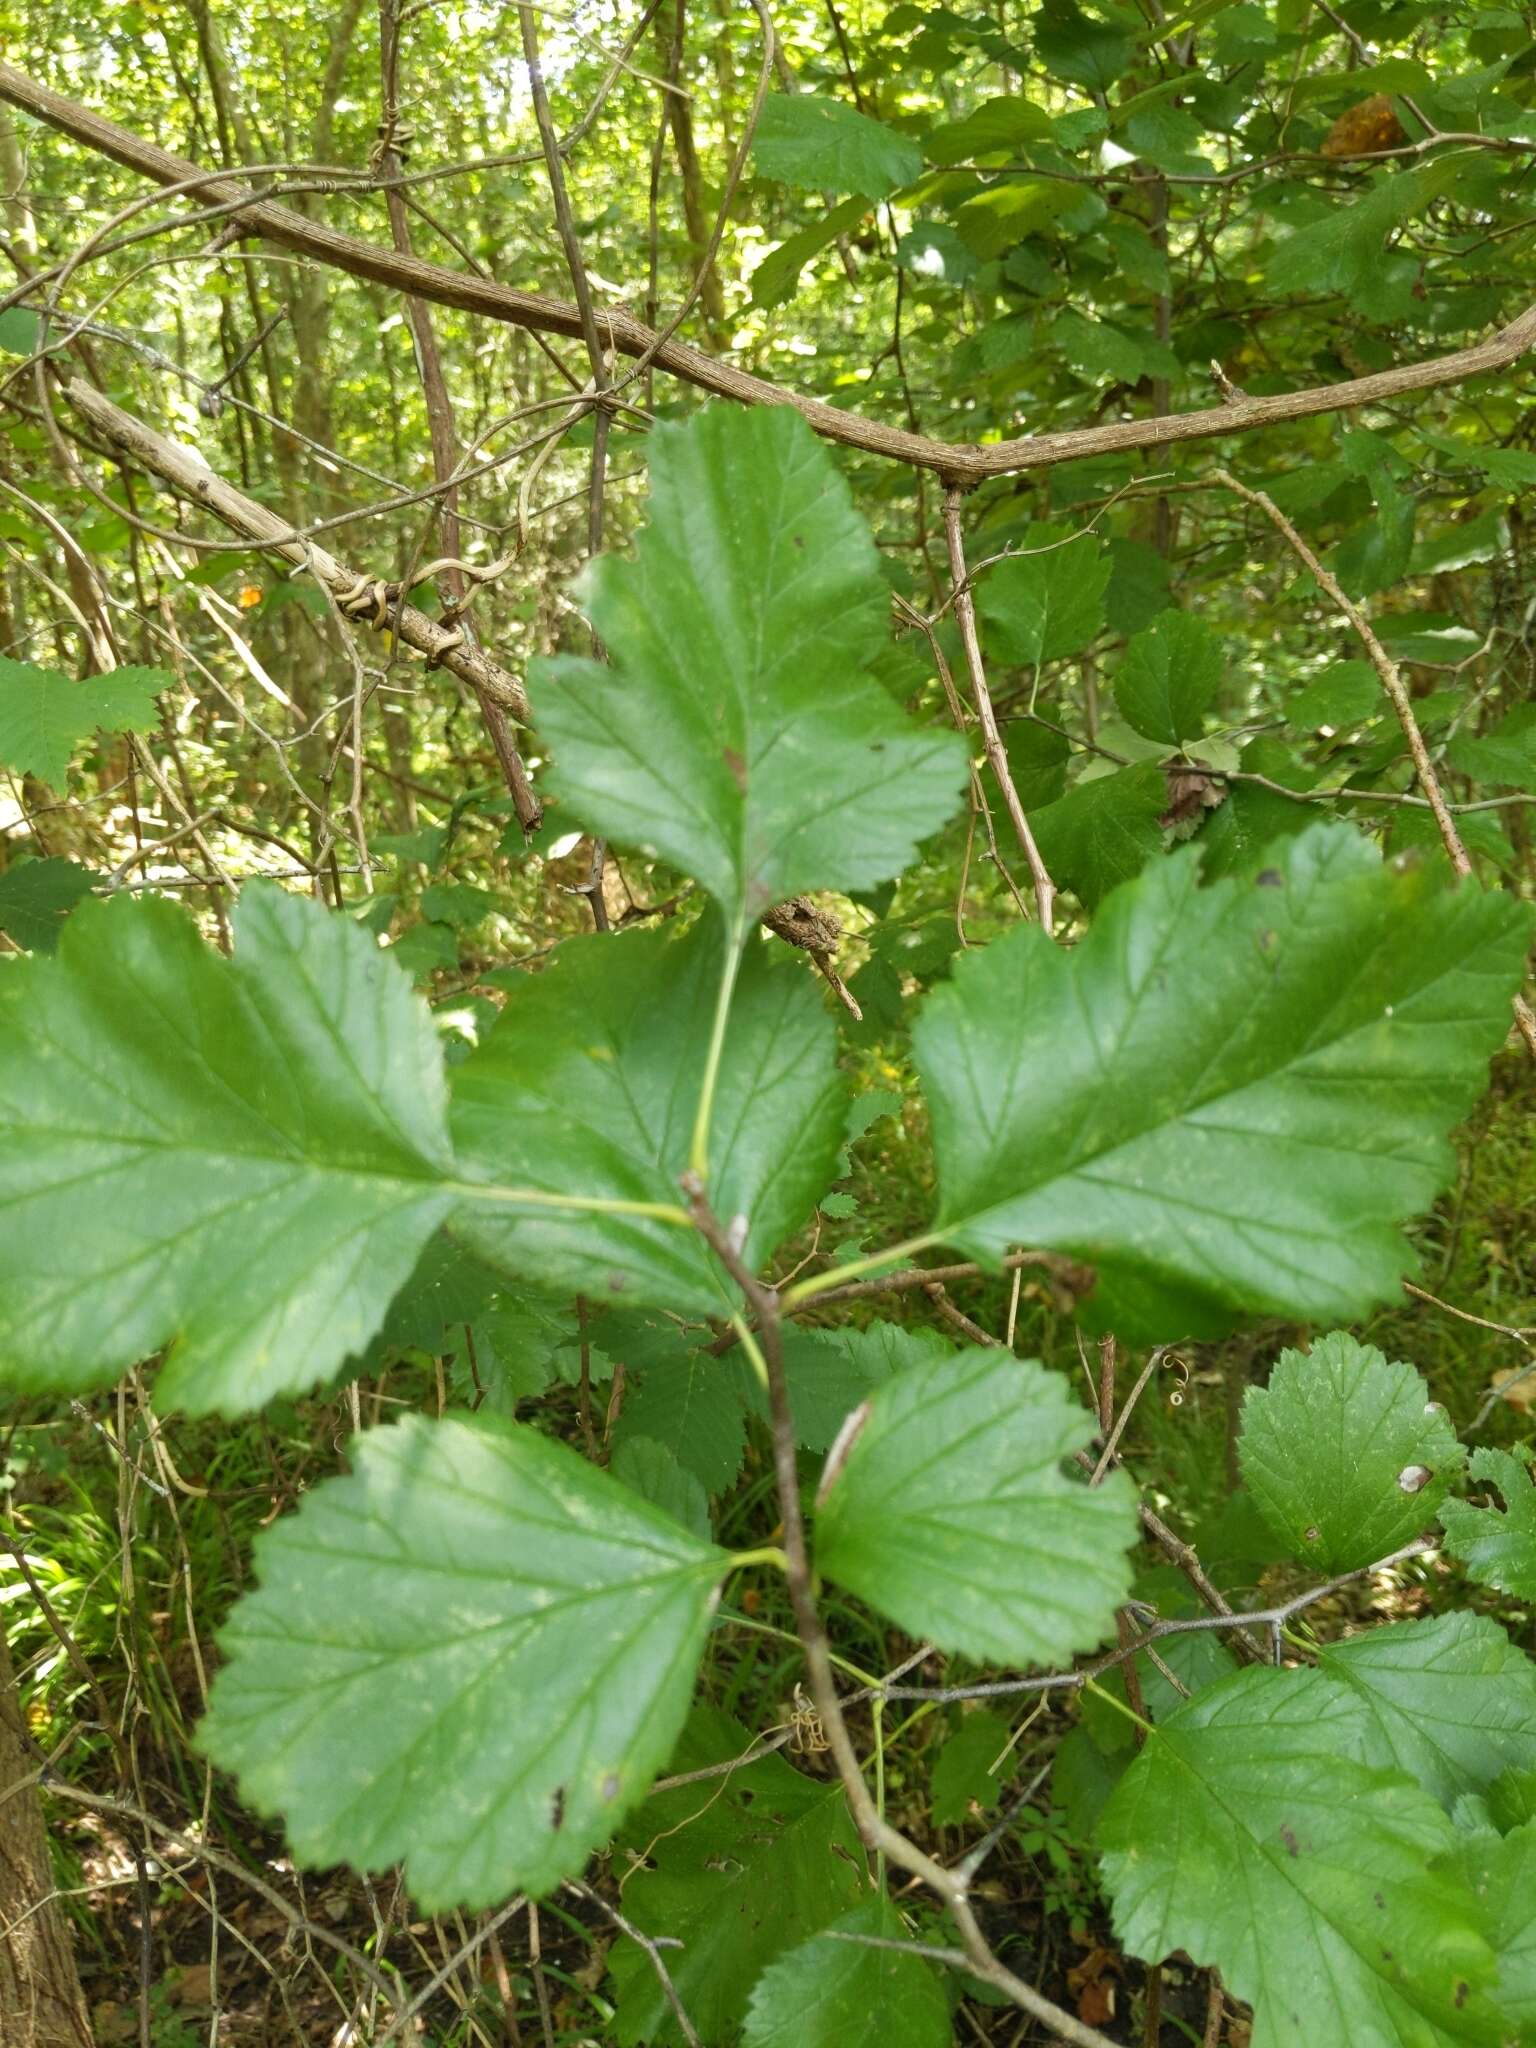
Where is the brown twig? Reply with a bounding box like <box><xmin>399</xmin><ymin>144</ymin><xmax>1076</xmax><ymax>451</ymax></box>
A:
<box><xmin>6</xmin><ymin>62</ymin><xmax>1536</xmax><ymax>484</ymax></box>
<box><xmin>681</xmin><ymin>1175</ymin><xmax>1118</xmax><ymax>2048</ymax></box>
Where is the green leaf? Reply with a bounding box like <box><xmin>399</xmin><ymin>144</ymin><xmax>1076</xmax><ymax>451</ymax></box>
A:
<box><xmin>200</xmin><ymin>1413</ymin><xmax>726</xmax><ymax>1911</ymax></box>
<box><xmin>894</xmin><ymin>221</ymin><xmax>977</xmax><ymax>285</ymax></box>
<box><xmin>532</xmin><ymin>409</ymin><xmax>966</xmax><ymax>924</ymax></box>
<box><xmin>1448</xmin><ymin>706</ymin><xmax>1536</xmax><ymax>790</ymax></box>
<box><xmin>752</xmin><ymin>93</ymin><xmax>922</xmax><ymax>198</ymax></box>
<box><xmin>1104</xmin><ymin>537</ymin><xmax>1173</xmax><ymax>635</ymax></box>
<box><xmin>1098</xmin><ymin>1664</ymin><xmax>1503</xmax><ymax>2048</ymax></box>
<box><xmin>610</xmin><ymin>1707</ymin><xmax>866</xmax><ymax>2045</ymax></box>
<box><xmin>1114</xmin><ymin>609</ymin><xmax>1224</xmax><ymax>745</ymax></box>
<box><xmin>770</xmin><ymin>1320</ymin><xmax>952</xmax><ymax>1452</ymax></box>
<box><xmin>0</xmin><ymin>856</ymin><xmax>95</xmax><ymax>952</ymax></box>
<box><xmin>451</xmin><ymin>920</ymin><xmax>844</xmax><ymax>1314</ymax></box>
<box><xmin>924</xmin><ymin>95</ymin><xmax>1053</xmax><ymax>164</ymax></box>
<box><xmin>1440</xmin><ymin>1448</ymin><xmax>1536</xmax><ymax>1598</ymax></box>
<box><xmin>752</xmin><ymin>196</ymin><xmax>868</xmax><ymax>309</ymax></box>
<box><xmin>742</xmin><ymin>1899</ymin><xmax>952</xmax><ymax>2048</ymax></box>
<box><xmin>1316</xmin><ymin>1615</ymin><xmax>1536</xmax><ymax>1811</ymax></box>
<box><xmin>1288</xmin><ymin>661</ymin><xmax>1382</xmax><ymax>732</ymax></box>
<box><xmin>815</xmin><ymin>1348</ymin><xmax>1137</xmax><ymax>1666</ymax></box>
<box><xmin>911</xmin><ymin>824</ymin><xmax>1532</xmax><ymax>1342</ymax></box>
<box><xmin>1444</xmin><ymin>1820</ymin><xmax>1536</xmax><ymax>2034</ymax></box>
<box><xmin>610</xmin><ymin>1437</ymin><xmax>712</xmax><ymax>1541</ymax></box>
<box><xmin>0</xmin><ymin>658</ymin><xmax>168</xmax><ymax>787</ymax></box>
<box><xmin>1034</xmin><ymin>0</ymin><xmax>1135</xmax><ymax>90</ymax></box>
<box><xmin>996</xmin><ymin>719</ymin><xmax>1070</xmax><ymax>810</ymax></box>
<box><xmin>932</xmin><ymin>1708</ymin><xmax>1013</xmax><ymax>1825</ymax></box>
<box><xmin>1239</xmin><ymin>1333</ymin><xmax>1463</xmax><ymax>1572</ymax></box>
<box><xmin>978</xmin><ymin>533</ymin><xmax>1110</xmax><ymax>667</ymax></box>
<box><xmin>0</xmin><ymin>306</ymin><xmax>41</xmax><ymax>355</ymax></box>
<box><xmin>0</xmin><ymin>888</ymin><xmax>455</xmax><ymax>1413</ymax></box>
<box><xmin>1028</xmin><ymin>763</ymin><xmax>1167</xmax><ymax>910</ymax></box>
<box><xmin>1054</xmin><ymin>310</ymin><xmax>1180</xmax><ymax>386</ymax></box>
<box><xmin>613</xmin><ymin>1343</ymin><xmax>753</xmax><ymax>1494</ymax></box>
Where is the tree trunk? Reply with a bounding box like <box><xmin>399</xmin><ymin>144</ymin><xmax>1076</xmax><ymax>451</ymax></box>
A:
<box><xmin>0</xmin><ymin>1621</ymin><xmax>92</xmax><ymax>2047</ymax></box>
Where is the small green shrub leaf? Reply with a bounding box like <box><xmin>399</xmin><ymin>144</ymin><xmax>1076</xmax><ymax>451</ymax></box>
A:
<box><xmin>610</xmin><ymin>1707</ymin><xmax>866</xmax><ymax>2044</ymax></box>
<box><xmin>0</xmin><ymin>658</ymin><xmax>169</xmax><ymax>786</ymax></box>
<box><xmin>752</xmin><ymin>93</ymin><xmax>922</xmax><ymax>197</ymax></box>
<box><xmin>1440</xmin><ymin>1448</ymin><xmax>1536</xmax><ymax>1598</ymax></box>
<box><xmin>1114</xmin><ymin>608</ymin><xmax>1224</xmax><ymax>745</ymax></box>
<box><xmin>911</xmin><ymin>824</ymin><xmax>1532</xmax><ymax>1342</ymax></box>
<box><xmin>742</xmin><ymin>1899</ymin><xmax>952</xmax><ymax>2048</ymax></box>
<box><xmin>0</xmin><ymin>855</ymin><xmax>95</xmax><ymax>951</ymax></box>
<box><xmin>1097</xmin><ymin>1665</ymin><xmax>1503</xmax><ymax>2048</ymax></box>
<box><xmin>0</xmin><ymin>888</ymin><xmax>454</xmax><ymax>1413</ymax></box>
<box><xmin>533</xmin><ymin>409</ymin><xmax>966</xmax><ymax>924</ymax></box>
<box><xmin>814</xmin><ymin>1348</ymin><xmax>1137</xmax><ymax>1666</ymax></box>
<box><xmin>200</xmin><ymin>1413</ymin><xmax>727</xmax><ymax>1911</ymax></box>
<box><xmin>978</xmin><ymin>533</ymin><xmax>1110</xmax><ymax>666</ymax></box>
<box><xmin>1240</xmin><ymin>1333</ymin><xmax>1463</xmax><ymax>1570</ymax></box>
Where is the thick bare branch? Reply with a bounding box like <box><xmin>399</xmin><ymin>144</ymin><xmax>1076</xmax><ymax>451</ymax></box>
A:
<box><xmin>62</xmin><ymin>377</ymin><xmax>529</xmax><ymax>720</ymax></box>
<box><xmin>4</xmin><ymin>62</ymin><xmax>1535</xmax><ymax>484</ymax></box>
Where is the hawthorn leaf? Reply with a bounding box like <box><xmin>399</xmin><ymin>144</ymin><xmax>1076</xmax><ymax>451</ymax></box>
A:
<box><xmin>1316</xmin><ymin>1615</ymin><xmax>1536</xmax><ymax>1811</ymax></box>
<box><xmin>752</xmin><ymin>92</ymin><xmax>922</xmax><ymax>198</ymax></box>
<box><xmin>451</xmin><ymin>919</ymin><xmax>845</xmax><ymax>1315</ymax></box>
<box><xmin>1114</xmin><ymin>609</ymin><xmax>1224</xmax><ymax>745</ymax></box>
<box><xmin>911</xmin><ymin>824</ymin><xmax>1532</xmax><ymax>1342</ymax></box>
<box><xmin>1439</xmin><ymin>1448</ymin><xmax>1536</xmax><ymax>1598</ymax></box>
<box><xmin>612</xmin><ymin>1344</ymin><xmax>754</xmax><ymax>1495</ymax></box>
<box><xmin>757</xmin><ymin>1320</ymin><xmax>953</xmax><ymax>1451</ymax></box>
<box><xmin>1443</xmin><ymin>1821</ymin><xmax>1536</xmax><ymax>2035</ymax></box>
<box><xmin>1097</xmin><ymin>1665</ymin><xmax>1504</xmax><ymax>2048</ymax></box>
<box><xmin>199</xmin><ymin>1413</ymin><xmax>726</xmax><ymax>1911</ymax></box>
<box><xmin>742</xmin><ymin>1899</ymin><xmax>952</xmax><ymax>2048</ymax></box>
<box><xmin>0</xmin><ymin>887</ymin><xmax>454</xmax><ymax>1414</ymax></box>
<box><xmin>814</xmin><ymin>1348</ymin><xmax>1137</xmax><ymax>1666</ymax></box>
<box><xmin>924</xmin><ymin>94</ymin><xmax>1052</xmax><ymax>164</ymax></box>
<box><xmin>1448</xmin><ymin>705</ymin><xmax>1536</xmax><ymax>790</ymax></box>
<box><xmin>1239</xmin><ymin>1333</ymin><xmax>1463</xmax><ymax>1571</ymax></box>
<box><xmin>0</xmin><ymin>855</ymin><xmax>95</xmax><ymax>952</ymax></box>
<box><xmin>532</xmin><ymin>407</ymin><xmax>965</xmax><ymax>925</ymax></box>
<box><xmin>977</xmin><ymin>532</ymin><xmax>1110</xmax><ymax>667</ymax></box>
<box><xmin>752</xmin><ymin>196</ymin><xmax>868</xmax><ymax>308</ymax></box>
<box><xmin>0</xmin><ymin>657</ymin><xmax>169</xmax><ymax>787</ymax></box>
<box><xmin>1028</xmin><ymin>762</ymin><xmax>1167</xmax><ymax>909</ymax></box>
<box><xmin>932</xmin><ymin>1708</ymin><xmax>1014</xmax><ymax>1825</ymax></box>
<box><xmin>609</xmin><ymin>1437</ymin><xmax>712</xmax><ymax>1541</ymax></box>
<box><xmin>610</xmin><ymin>1707</ymin><xmax>866</xmax><ymax>2045</ymax></box>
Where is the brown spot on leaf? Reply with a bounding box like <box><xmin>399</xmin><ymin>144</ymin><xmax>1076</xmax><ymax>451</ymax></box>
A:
<box><xmin>550</xmin><ymin>1787</ymin><xmax>566</xmax><ymax>1832</ymax></box>
<box><xmin>723</xmin><ymin>746</ymin><xmax>748</xmax><ymax>794</ymax></box>
<box><xmin>1280</xmin><ymin>1825</ymin><xmax>1300</xmax><ymax>1858</ymax></box>
<box><xmin>1255</xmin><ymin>867</ymin><xmax>1283</xmax><ymax>888</ymax></box>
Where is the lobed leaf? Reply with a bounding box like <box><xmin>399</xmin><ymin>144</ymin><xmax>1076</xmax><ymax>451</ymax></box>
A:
<box><xmin>0</xmin><ymin>887</ymin><xmax>454</xmax><ymax>1413</ymax></box>
<box><xmin>531</xmin><ymin>407</ymin><xmax>966</xmax><ymax>926</ymax></box>
<box><xmin>742</xmin><ymin>1899</ymin><xmax>952</xmax><ymax>2048</ymax></box>
<box><xmin>911</xmin><ymin>824</ymin><xmax>1532</xmax><ymax>1342</ymax></box>
<box><xmin>0</xmin><ymin>657</ymin><xmax>169</xmax><ymax>787</ymax></box>
<box><xmin>1316</xmin><ymin>1615</ymin><xmax>1536</xmax><ymax>1811</ymax></box>
<box><xmin>1439</xmin><ymin>1447</ymin><xmax>1536</xmax><ymax>1598</ymax></box>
